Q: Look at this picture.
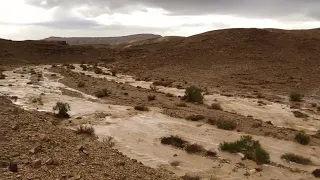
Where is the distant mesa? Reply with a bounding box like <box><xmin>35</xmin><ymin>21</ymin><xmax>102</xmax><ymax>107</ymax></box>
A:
<box><xmin>43</xmin><ymin>34</ymin><xmax>162</xmax><ymax>45</ymax></box>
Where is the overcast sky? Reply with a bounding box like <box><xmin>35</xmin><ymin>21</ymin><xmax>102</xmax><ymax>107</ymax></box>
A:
<box><xmin>0</xmin><ymin>0</ymin><xmax>319</xmax><ymax>40</ymax></box>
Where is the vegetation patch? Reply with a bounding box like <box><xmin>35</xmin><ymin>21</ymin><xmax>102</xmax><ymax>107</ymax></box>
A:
<box><xmin>217</xmin><ymin>120</ymin><xmax>237</xmax><ymax>130</ymax></box>
<box><xmin>94</xmin><ymin>67</ymin><xmax>103</xmax><ymax>74</ymax></box>
<box><xmin>76</xmin><ymin>125</ymin><xmax>95</xmax><ymax>135</ymax></box>
<box><xmin>102</xmin><ymin>136</ymin><xmax>115</xmax><ymax>148</ymax></box>
<box><xmin>185</xmin><ymin>144</ymin><xmax>206</xmax><ymax>154</ymax></box>
<box><xmin>292</xmin><ymin>111</ymin><xmax>309</xmax><ymax>118</ymax></box>
<box><xmin>209</xmin><ymin>103</ymin><xmax>223</xmax><ymax>110</ymax></box>
<box><xmin>147</xmin><ymin>95</ymin><xmax>156</xmax><ymax>101</ymax></box>
<box><xmin>290</xmin><ymin>92</ymin><xmax>303</xmax><ymax>102</ymax></box>
<box><xmin>186</xmin><ymin>114</ymin><xmax>205</xmax><ymax>121</ymax></box>
<box><xmin>295</xmin><ymin>132</ymin><xmax>310</xmax><ymax>145</ymax></box>
<box><xmin>281</xmin><ymin>153</ymin><xmax>311</xmax><ymax>165</ymax></box>
<box><xmin>182</xmin><ymin>86</ymin><xmax>204</xmax><ymax>104</ymax></box>
<box><xmin>181</xmin><ymin>174</ymin><xmax>201</xmax><ymax>180</ymax></box>
<box><xmin>94</xmin><ymin>88</ymin><xmax>111</xmax><ymax>98</ymax></box>
<box><xmin>161</xmin><ymin>135</ymin><xmax>188</xmax><ymax>149</ymax></box>
<box><xmin>52</xmin><ymin>102</ymin><xmax>70</xmax><ymax>118</ymax></box>
<box><xmin>0</xmin><ymin>72</ymin><xmax>6</xmax><ymax>79</ymax></box>
<box><xmin>134</xmin><ymin>105</ymin><xmax>149</xmax><ymax>111</ymax></box>
<box><xmin>77</xmin><ymin>81</ymin><xmax>85</xmax><ymax>88</ymax></box>
<box><xmin>219</xmin><ymin>135</ymin><xmax>270</xmax><ymax>164</ymax></box>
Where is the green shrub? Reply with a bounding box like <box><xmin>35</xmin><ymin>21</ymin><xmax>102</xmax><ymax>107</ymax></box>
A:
<box><xmin>290</xmin><ymin>92</ymin><xmax>302</xmax><ymax>102</ymax></box>
<box><xmin>281</xmin><ymin>153</ymin><xmax>311</xmax><ymax>165</ymax></box>
<box><xmin>161</xmin><ymin>135</ymin><xmax>188</xmax><ymax>149</ymax></box>
<box><xmin>182</xmin><ymin>86</ymin><xmax>203</xmax><ymax>104</ymax></box>
<box><xmin>219</xmin><ymin>135</ymin><xmax>270</xmax><ymax>164</ymax></box>
<box><xmin>295</xmin><ymin>132</ymin><xmax>310</xmax><ymax>145</ymax></box>
<box><xmin>217</xmin><ymin>120</ymin><xmax>237</xmax><ymax>130</ymax></box>
<box><xmin>53</xmin><ymin>102</ymin><xmax>70</xmax><ymax>118</ymax></box>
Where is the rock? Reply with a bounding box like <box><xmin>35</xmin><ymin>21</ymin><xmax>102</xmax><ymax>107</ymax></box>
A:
<box><xmin>32</xmin><ymin>159</ymin><xmax>42</xmax><ymax>168</ymax></box>
<box><xmin>29</xmin><ymin>144</ymin><xmax>41</xmax><ymax>154</ymax></box>
<box><xmin>77</xmin><ymin>145</ymin><xmax>84</xmax><ymax>152</ymax></box>
<box><xmin>244</xmin><ymin>171</ymin><xmax>250</xmax><ymax>176</ymax></box>
<box><xmin>266</xmin><ymin>121</ymin><xmax>273</xmax><ymax>125</ymax></box>
<box><xmin>82</xmin><ymin>150</ymin><xmax>89</xmax><ymax>155</ymax></box>
<box><xmin>45</xmin><ymin>158</ymin><xmax>53</xmax><ymax>165</ymax></box>
<box><xmin>11</xmin><ymin>124</ymin><xmax>19</xmax><ymax>130</ymax></box>
<box><xmin>8</xmin><ymin>162</ymin><xmax>18</xmax><ymax>172</ymax></box>
<box><xmin>312</xmin><ymin>169</ymin><xmax>320</xmax><ymax>178</ymax></box>
<box><xmin>117</xmin><ymin>161</ymin><xmax>125</xmax><ymax>166</ymax></box>
<box><xmin>292</xmin><ymin>111</ymin><xmax>309</xmax><ymax>118</ymax></box>
<box><xmin>39</xmin><ymin>134</ymin><xmax>50</xmax><ymax>142</ymax></box>
<box><xmin>173</xmin><ymin>154</ymin><xmax>178</xmax><ymax>157</ymax></box>
<box><xmin>255</xmin><ymin>167</ymin><xmax>263</xmax><ymax>172</ymax></box>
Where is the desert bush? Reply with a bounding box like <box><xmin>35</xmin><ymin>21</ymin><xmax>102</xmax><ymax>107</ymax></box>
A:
<box><xmin>52</xmin><ymin>102</ymin><xmax>70</xmax><ymax>118</ymax></box>
<box><xmin>147</xmin><ymin>95</ymin><xmax>156</xmax><ymax>101</ymax></box>
<box><xmin>76</xmin><ymin>125</ymin><xmax>95</xmax><ymax>135</ymax></box>
<box><xmin>176</xmin><ymin>102</ymin><xmax>187</xmax><ymax>107</ymax></box>
<box><xmin>161</xmin><ymin>135</ymin><xmax>188</xmax><ymax>149</ymax></box>
<box><xmin>219</xmin><ymin>135</ymin><xmax>270</xmax><ymax>164</ymax></box>
<box><xmin>311</xmin><ymin>103</ymin><xmax>317</xmax><ymax>107</ymax></box>
<box><xmin>0</xmin><ymin>72</ymin><xmax>6</xmax><ymax>79</ymax></box>
<box><xmin>182</xmin><ymin>86</ymin><xmax>203</xmax><ymax>104</ymax></box>
<box><xmin>205</xmin><ymin>149</ymin><xmax>217</xmax><ymax>157</ymax></box>
<box><xmin>153</xmin><ymin>81</ymin><xmax>172</xmax><ymax>87</ymax></box>
<box><xmin>166</xmin><ymin>93</ymin><xmax>174</xmax><ymax>97</ymax></box>
<box><xmin>295</xmin><ymin>132</ymin><xmax>310</xmax><ymax>145</ymax></box>
<box><xmin>134</xmin><ymin>105</ymin><xmax>149</xmax><ymax>111</ymax></box>
<box><xmin>292</xmin><ymin>111</ymin><xmax>309</xmax><ymax>118</ymax></box>
<box><xmin>102</xmin><ymin>136</ymin><xmax>115</xmax><ymax>147</ymax></box>
<box><xmin>77</xmin><ymin>81</ymin><xmax>85</xmax><ymax>88</ymax></box>
<box><xmin>186</xmin><ymin>114</ymin><xmax>205</xmax><ymax>121</ymax></box>
<box><xmin>217</xmin><ymin>120</ymin><xmax>237</xmax><ymax>130</ymax></box>
<box><xmin>170</xmin><ymin>160</ymin><xmax>181</xmax><ymax>167</ymax></box>
<box><xmin>94</xmin><ymin>67</ymin><xmax>103</xmax><ymax>74</ymax></box>
<box><xmin>209</xmin><ymin>103</ymin><xmax>223</xmax><ymax>110</ymax></box>
<box><xmin>290</xmin><ymin>92</ymin><xmax>302</xmax><ymax>102</ymax></box>
<box><xmin>185</xmin><ymin>143</ymin><xmax>206</xmax><ymax>154</ymax></box>
<box><xmin>80</xmin><ymin>64</ymin><xmax>88</xmax><ymax>71</ymax></box>
<box><xmin>281</xmin><ymin>153</ymin><xmax>311</xmax><ymax>165</ymax></box>
<box><xmin>181</xmin><ymin>174</ymin><xmax>201</xmax><ymax>180</ymax></box>
<box><xmin>30</xmin><ymin>96</ymin><xmax>43</xmax><ymax>105</ymax></box>
<box><xmin>110</xmin><ymin>69</ymin><xmax>117</xmax><ymax>76</ymax></box>
<box><xmin>207</xmin><ymin>118</ymin><xmax>216</xmax><ymax>125</ymax></box>
<box><xmin>94</xmin><ymin>89</ymin><xmax>111</xmax><ymax>98</ymax></box>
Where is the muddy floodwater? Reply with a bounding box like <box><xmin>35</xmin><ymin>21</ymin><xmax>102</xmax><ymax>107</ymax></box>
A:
<box><xmin>0</xmin><ymin>65</ymin><xmax>319</xmax><ymax>179</ymax></box>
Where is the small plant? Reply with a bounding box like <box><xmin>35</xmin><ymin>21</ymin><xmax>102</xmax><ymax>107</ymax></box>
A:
<box><xmin>219</xmin><ymin>135</ymin><xmax>270</xmax><ymax>164</ymax></box>
<box><xmin>0</xmin><ymin>72</ymin><xmax>6</xmax><ymax>79</ymax></box>
<box><xmin>77</xmin><ymin>81</ymin><xmax>85</xmax><ymax>88</ymax></box>
<box><xmin>207</xmin><ymin>118</ymin><xmax>216</xmax><ymax>125</ymax></box>
<box><xmin>176</xmin><ymin>102</ymin><xmax>187</xmax><ymax>107</ymax></box>
<box><xmin>295</xmin><ymin>132</ymin><xmax>310</xmax><ymax>145</ymax></box>
<box><xmin>185</xmin><ymin>143</ymin><xmax>205</xmax><ymax>154</ymax></box>
<box><xmin>182</xmin><ymin>86</ymin><xmax>203</xmax><ymax>104</ymax></box>
<box><xmin>209</xmin><ymin>103</ymin><xmax>223</xmax><ymax>110</ymax></box>
<box><xmin>170</xmin><ymin>160</ymin><xmax>181</xmax><ymax>167</ymax></box>
<box><xmin>147</xmin><ymin>95</ymin><xmax>156</xmax><ymax>101</ymax></box>
<box><xmin>161</xmin><ymin>135</ymin><xmax>188</xmax><ymax>149</ymax></box>
<box><xmin>102</xmin><ymin>136</ymin><xmax>115</xmax><ymax>148</ymax></box>
<box><xmin>290</xmin><ymin>92</ymin><xmax>302</xmax><ymax>102</ymax></box>
<box><xmin>94</xmin><ymin>89</ymin><xmax>111</xmax><ymax>98</ymax></box>
<box><xmin>94</xmin><ymin>67</ymin><xmax>103</xmax><ymax>74</ymax></box>
<box><xmin>80</xmin><ymin>64</ymin><xmax>88</xmax><ymax>71</ymax></box>
<box><xmin>76</xmin><ymin>125</ymin><xmax>95</xmax><ymax>135</ymax></box>
<box><xmin>166</xmin><ymin>93</ymin><xmax>174</xmax><ymax>97</ymax></box>
<box><xmin>52</xmin><ymin>102</ymin><xmax>70</xmax><ymax>118</ymax></box>
<box><xmin>134</xmin><ymin>105</ymin><xmax>149</xmax><ymax>111</ymax></box>
<box><xmin>153</xmin><ymin>81</ymin><xmax>172</xmax><ymax>87</ymax></box>
<box><xmin>217</xmin><ymin>120</ymin><xmax>237</xmax><ymax>130</ymax></box>
<box><xmin>186</xmin><ymin>114</ymin><xmax>205</xmax><ymax>121</ymax></box>
<box><xmin>182</xmin><ymin>174</ymin><xmax>201</xmax><ymax>180</ymax></box>
<box><xmin>281</xmin><ymin>153</ymin><xmax>311</xmax><ymax>165</ymax></box>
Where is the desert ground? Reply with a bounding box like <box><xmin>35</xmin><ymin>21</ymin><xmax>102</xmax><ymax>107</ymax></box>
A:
<box><xmin>1</xmin><ymin>28</ymin><xmax>320</xmax><ymax>180</ymax></box>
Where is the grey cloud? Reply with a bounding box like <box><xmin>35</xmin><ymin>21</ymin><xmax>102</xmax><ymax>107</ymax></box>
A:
<box><xmin>26</xmin><ymin>0</ymin><xmax>320</xmax><ymax>20</ymax></box>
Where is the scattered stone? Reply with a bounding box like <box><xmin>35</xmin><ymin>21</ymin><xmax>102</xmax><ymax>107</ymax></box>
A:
<box><xmin>292</xmin><ymin>111</ymin><xmax>309</xmax><ymax>118</ymax></box>
<box><xmin>313</xmin><ymin>169</ymin><xmax>320</xmax><ymax>178</ymax></box>
<box><xmin>29</xmin><ymin>144</ymin><xmax>41</xmax><ymax>154</ymax></box>
<box><xmin>117</xmin><ymin>161</ymin><xmax>125</xmax><ymax>166</ymax></box>
<box><xmin>39</xmin><ymin>134</ymin><xmax>50</xmax><ymax>142</ymax></box>
<box><xmin>77</xmin><ymin>145</ymin><xmax>85</xmax><ymax>152</ymax></box>
<box><xmin>266</xmin><ymin>121</ymin><xmax>273</xmax><ymax>125</ymax></box>
<box><xmin>173</xmin><ymin>154</ymin><xmax>178</xmax><ymax>157</ymax></box>
<box><xmin>8</xmin><ymin>162</ymin><xmax>18</xmax><ymax>172</ymax></box>
<box><xmin>32</xmin><ymin>159</ymin><xmax>42</xmax><ymax>168</ymax></box>
<box><xmin>11</xmin><ymin>124</ymin><xmax>19</xmax><ymax>130</ymax></box>
<box><xmin>244</xmin><ymin>171</ymin><xmax>250</xmax><ymax>176</ymax></box>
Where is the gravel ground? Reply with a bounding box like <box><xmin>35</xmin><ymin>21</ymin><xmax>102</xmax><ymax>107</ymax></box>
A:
<box><xmin>0</xmin><ymin>97</ymin><xmax>179</xmax><ymax>180</ymax></box>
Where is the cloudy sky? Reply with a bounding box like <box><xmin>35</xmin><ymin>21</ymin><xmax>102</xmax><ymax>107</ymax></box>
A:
<box><xmin>0</xmin><ymin>0</ymin><xmax>319</xmax><ymax>40</ymax></box>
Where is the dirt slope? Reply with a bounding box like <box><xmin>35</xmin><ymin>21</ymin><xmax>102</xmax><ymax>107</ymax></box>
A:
<box><xmin>44</xmin><ymin>34</ymin><xmax>161</xmax><ymax>45</ymax></box>
<box><xmin>0</xmin><ymin>97</ymin><xmax>178</xmax><ymax>180</ymax></box>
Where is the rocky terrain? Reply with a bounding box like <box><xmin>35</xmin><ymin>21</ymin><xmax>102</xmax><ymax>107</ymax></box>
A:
<box><xmin>1</xmin><ymin>28</ymin><xmax>320</xmax><ymax>179</ymax></box>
